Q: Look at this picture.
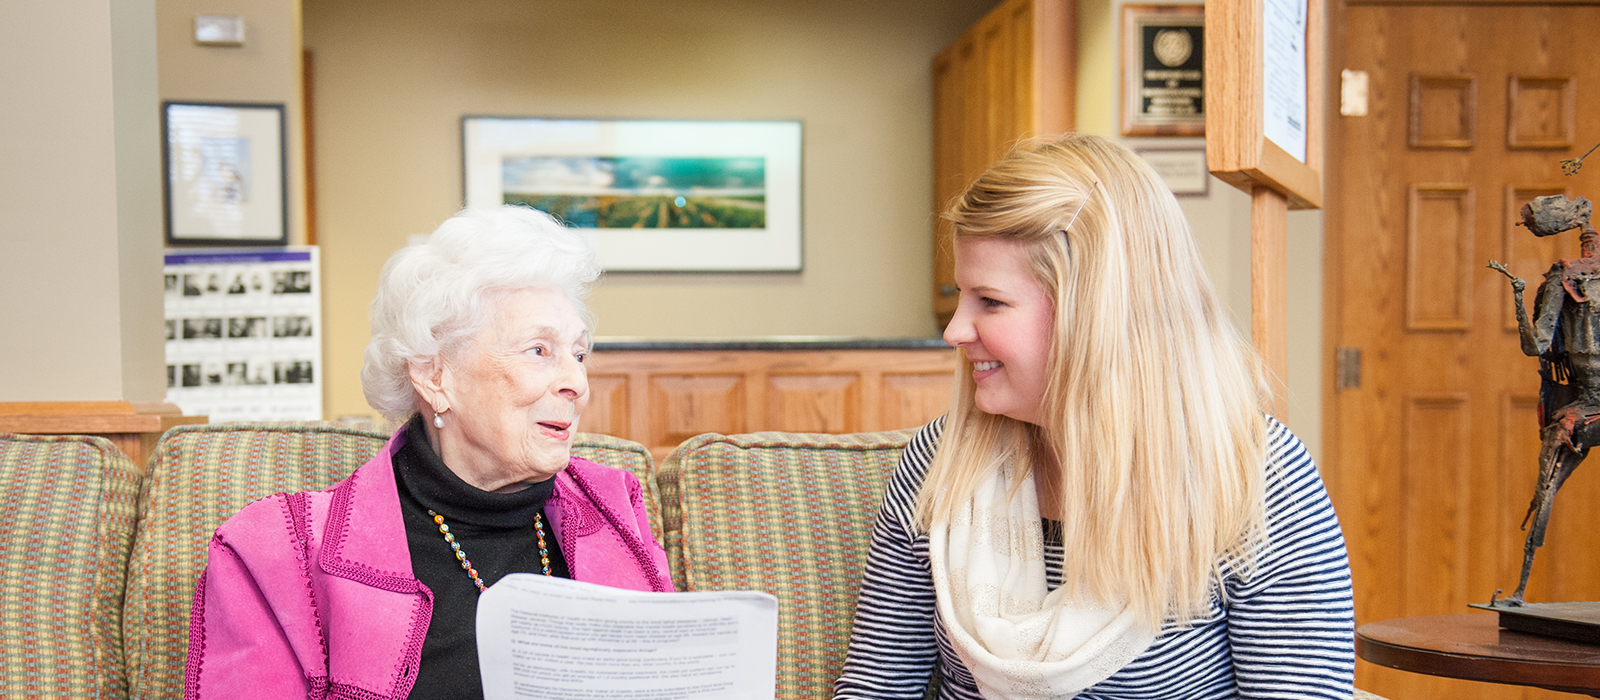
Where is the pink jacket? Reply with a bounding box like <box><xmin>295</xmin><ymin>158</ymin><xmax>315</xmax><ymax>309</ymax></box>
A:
<box><xmin>184</xmin><ymin>428</ymin><xmax>674</xmax><ymax>699</ymax></box>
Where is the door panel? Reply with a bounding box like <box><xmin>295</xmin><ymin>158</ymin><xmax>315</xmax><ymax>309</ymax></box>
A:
<box><xmin>1332</xmin><ymin>5</ymin><xmax>1600</xmax><ymax>698</ymax></box>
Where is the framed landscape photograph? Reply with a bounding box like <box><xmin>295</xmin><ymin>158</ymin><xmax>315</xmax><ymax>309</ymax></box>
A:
<box><xmin>462</xmin><ymin>117</ymin><xmax>803</xmax><ymax>272</ymax></box>
<box><xmin>162</xmin><ymin>102</ymin><xmax>288</xmax><ymax>246</ymax></box>
<box><xmin>1121</xmin><ymin>5</ymin><xmax>1206</xmax><ymax>137</ymax></box>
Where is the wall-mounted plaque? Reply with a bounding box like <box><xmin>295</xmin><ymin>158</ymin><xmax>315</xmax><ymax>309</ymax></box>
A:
<box><xmin>1122</xmin><ymin>5</ymin><xmax>1205</xmax><ymax>137</ymax></box>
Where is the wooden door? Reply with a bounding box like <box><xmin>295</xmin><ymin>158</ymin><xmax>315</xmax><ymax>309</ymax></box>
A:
<box><xmin>1329</xmin><ymin>5</ymin><xmax>1600</xmax><ymax>698</ymax></box>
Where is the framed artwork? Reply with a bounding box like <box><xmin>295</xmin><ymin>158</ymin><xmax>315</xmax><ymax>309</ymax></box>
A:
<box><xmin>462</xmin><ymin>117</ymin><xmax>803</xmax><ymax>272</ymax></box>
<box><xmin>1121</xmin><ymin>5</ymin><xmax>1205</xmax><ymax>137</ymax></box>
<box><xmin>162</xmin><ymin>102</ymin><xmax>288</xmax><ymax>246</ymax></box>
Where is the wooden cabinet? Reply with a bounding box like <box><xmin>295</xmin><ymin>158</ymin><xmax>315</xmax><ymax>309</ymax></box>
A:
<box><xmin>584</xmin><ymin>346</ymin><xmax>957</xmax><ymax>461</ymax></box>
<box><xmin>932</xmin><ymin>0</ymin><xmax>1077</xmax><ymax>324</ymax></box>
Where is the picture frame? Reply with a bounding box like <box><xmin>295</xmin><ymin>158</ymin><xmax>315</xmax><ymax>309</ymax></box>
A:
<box><xmin>462</xmin><ymin>117</ymin><xmax>803</xmax><ymax>272</ymax></box>
<box><xmin>1135</xmin><ymin>147</ymin><xmax>1210</xmax><ymax>196</ymax></box>
<box><xmin>1121</xmin><ymin>5</ymin><xmax>1206</xmax><ymax>137</ymax></box>
<box><xmin>162</xmin><ymin>101</ymin><xmax>288</xmax><ymax>246</ymax></box>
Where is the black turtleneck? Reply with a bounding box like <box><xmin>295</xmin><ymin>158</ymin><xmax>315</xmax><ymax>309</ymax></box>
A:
<box><xmin>393</xmin><ymin>414</ymin><xmax>570</xmax><ymax>699</ymax></box>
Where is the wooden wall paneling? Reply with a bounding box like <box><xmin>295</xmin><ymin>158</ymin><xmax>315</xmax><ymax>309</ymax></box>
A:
<box><xmin>648</xmin><ymin>374</ymin><xmax>747</xmax><ymax>457</ymax></box>
<box><xmin>962</xmin><ymin>31</ymin><xmax>990</xmax><ymax>206</ymax></box>
<box><xmin>1506</xmin><ymin>75</ymin><xmax>1575</xmax><ymax>150</ymax></box>
<box><xmin>932</xmin><ymin>48</ymin><xmax>964</xmax><ymax>320</ymax></box>
<box><xmin>981</xmin><ymin>12</ymin><xmax>1014</xmax><ymax>157</ymax></box>
<box><xmin>1398</xmin><ymin>394</ymin><xmax>1473</xmax><ymax>699</ymax></box>
<box><xmin>930</xmin><ymin>0</ymin><xmax>1076</xmax><ymax>328</ymax></box>
<box><xmin>882</xmin><ymin>372</ymin><xmax>957</xmax><ymax>431</ymax></box>
<box><xmin>1499</xmin><ymin>394</ymin><xmax>1556</xmax><ymax>604</ymax></box>
<box><xmin>1408</xmin><ymin>74</ymin><xmax>1477</xmax><ymax>149</ymax></box>
<box><xmin>580</xmin><ymin>374</ymin><xmax>630</xmax><ymax>439</ymax></box>
<box><xmin>589</xmin><ymin>348</ymin><xmax>958</xmax><ymax>458</ymax></box>
<box><xmin>1405</xmin><ymin>184</ymin><xmax>1475</xmax><ymax>331</ymax></box>
<box><xmin>858</xmin><ymin>370</ymin><xmax>886</xmax><ymax>432</ymax></box>
<box><xmin>766</xmin><ymin>374</ymin><xmax>862</xmax><ymax>434</ymax></box>
<box><xmin>1501</xmin><ymin>184</ymin><xmax>1574</xmax><ymax>331</ymax></box>
<box><xmin>1031</xmin><ymin>0</ymin><xmax>1075</xmax><ymax>134</ymax></box>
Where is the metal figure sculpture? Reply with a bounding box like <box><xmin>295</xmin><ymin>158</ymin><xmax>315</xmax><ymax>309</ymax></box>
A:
<box><xmin>1488</xmin><ymin>193</ymin><xmax>1599</xmax><ymax>606</ymax></box>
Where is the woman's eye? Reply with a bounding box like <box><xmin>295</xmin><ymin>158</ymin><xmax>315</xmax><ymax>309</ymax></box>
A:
<box><xmin>575</xmin><ymin>352</ymin><xmax>588</xmax><ymax>364</ymax></box>
<box><xmin>981</xmin><ymin>297</ymin><xmax>1005</xmax><ymax>308</ymax></box>
<box><xmin>528</xmin><ymin>346</ymin><xmax>547</xmax><ymax>357</ymax></box>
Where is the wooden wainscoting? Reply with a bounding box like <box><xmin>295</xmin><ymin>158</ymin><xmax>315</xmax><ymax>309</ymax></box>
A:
<box><xmin>584</xmin><ymin>347</ymin><xmax>959</xmax><ymax>461</ymax></box>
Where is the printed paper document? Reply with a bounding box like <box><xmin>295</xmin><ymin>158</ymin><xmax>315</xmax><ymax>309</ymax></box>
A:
<box><xmin>477</xmin><ymin>574</ymin><xmax>778</xmax><ymax>700</ymax></box>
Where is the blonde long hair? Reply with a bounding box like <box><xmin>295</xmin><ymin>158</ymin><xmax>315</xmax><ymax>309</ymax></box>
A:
<box><xmin>914</xmin><ymin>134</ymin><xmax>1269</xmax><ymax>629</ymax></box>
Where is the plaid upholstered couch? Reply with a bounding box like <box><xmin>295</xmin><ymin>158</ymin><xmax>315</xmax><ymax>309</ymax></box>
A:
<box><xmin>1</xmin><ymin>424</ymin><xmax>913</xmax><ymax>700</ymax></box>
<box><xmin>4</xmin><ymin>424</ymin><xmax>1385</xmax><ymax>700</ymax></box>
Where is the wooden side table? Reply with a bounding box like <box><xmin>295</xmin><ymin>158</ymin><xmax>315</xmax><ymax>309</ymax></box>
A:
<box><xmin>1356</xmin><ymin>614</ymin><xmax>1600</xmax><ymax>696</ymax></box>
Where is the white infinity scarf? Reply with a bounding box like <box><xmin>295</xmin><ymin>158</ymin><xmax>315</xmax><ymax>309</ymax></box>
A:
<box><xmin>928</xmin><ymin>466</ymin><xmax>1156</xmax><ymax>700</ymax></box>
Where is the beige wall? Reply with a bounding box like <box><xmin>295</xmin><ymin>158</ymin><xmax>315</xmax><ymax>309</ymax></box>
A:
<box><xmin>304</xmin><ymin>0</ymin><xmax>1002</xmax><ymax>420</ymax></box>
<box><xmin>1074</xmin><ymin>0</ymin><xmax>1326</xmax><ymax>461</ymax></box>
<box><xmin>0</xmin><ymin>0</ymin><xmax>165</xmax><ymax>402</ymax></box>
<box><xmin>156</xmin><ymin>0</ymin><xmax>307</xmax><ymax>245</ymax></box>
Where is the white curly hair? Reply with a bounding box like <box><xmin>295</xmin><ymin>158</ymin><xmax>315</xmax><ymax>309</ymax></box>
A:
<box><xmin>361</xmin><ymin>206</ymin><xmax>601</xmax><ymax>421</ymax></box>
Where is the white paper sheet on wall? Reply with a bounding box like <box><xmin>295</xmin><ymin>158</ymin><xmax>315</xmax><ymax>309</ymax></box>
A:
<box><xmin>1262</xmin><ymin>0</ymin><xmax>1308</xmax><ymax>162</ymax></box>
<box><xmin>476</xmin><ymin>575</ymin><xmax>778</xmax><ymax>700</ymax></box>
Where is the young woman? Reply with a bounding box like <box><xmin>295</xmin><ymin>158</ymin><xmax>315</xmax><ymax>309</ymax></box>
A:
<box><xmin>833</xmin><ymin>134</ymin><xmax>1354</xmax><ymax>700</ymax></box>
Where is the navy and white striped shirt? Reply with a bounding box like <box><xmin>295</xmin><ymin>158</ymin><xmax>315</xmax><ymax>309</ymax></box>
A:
<box><xmin>833</xmin><ymin>417</ymin><xmax>1355</xmax><ymax>700</ymax></box>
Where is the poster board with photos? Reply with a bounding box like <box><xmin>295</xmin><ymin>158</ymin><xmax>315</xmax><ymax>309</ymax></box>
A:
<box><xmin>1122</xmin><ymin>5</ymin><xmax>1206</xmax><ymax>137</ymax></box>
<box><xmin>162</xmin><ymin>101</ymin><xmax>289</xmax><ymax>245</ymax></box>
<box><xmin>163</xmin><ymin>247</ymin><xmax>322</xmax><ymax>421</ymax></box>
<box><xmin>462</xmin><ymin>117</ymin><xmax>803</xmax><ymax>272</ymax></box>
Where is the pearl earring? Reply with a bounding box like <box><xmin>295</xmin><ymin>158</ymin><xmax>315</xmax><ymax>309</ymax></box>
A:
<box><xmin>433</xmin><ymin>412</ymin><xmax>445</xmax><ymax>429</ymax></box>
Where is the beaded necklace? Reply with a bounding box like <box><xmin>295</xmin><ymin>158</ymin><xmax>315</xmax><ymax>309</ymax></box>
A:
<box><xmin>428</xmin><ymin>509</ymin><xmax>552</xmax><ymax>592</ymax></box>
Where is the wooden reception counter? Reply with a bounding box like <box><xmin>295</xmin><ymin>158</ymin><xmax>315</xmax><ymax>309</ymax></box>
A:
<box><xmin>586</xmin><ymin>338</ymin><xmax>958</xmax><ymax>461</ymax></box>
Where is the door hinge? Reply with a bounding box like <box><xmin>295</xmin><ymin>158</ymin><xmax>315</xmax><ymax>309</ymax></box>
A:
<box><xmin>1336</xmin><ymin>346</ymin><xmax>1363</xmax><ymax>390</ymax></box>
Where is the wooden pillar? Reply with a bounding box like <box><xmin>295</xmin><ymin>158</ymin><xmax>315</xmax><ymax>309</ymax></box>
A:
<box><xmin>1251</xmin><ymin>186</ymin><xmax>1290</xmax><ymax>417</ymax></box>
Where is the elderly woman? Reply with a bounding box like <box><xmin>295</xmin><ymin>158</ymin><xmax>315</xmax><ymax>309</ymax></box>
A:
<box><xmin>185</xmin><ymin>206</ymin><xmax>673</xmax><ymax>698</ymax></box>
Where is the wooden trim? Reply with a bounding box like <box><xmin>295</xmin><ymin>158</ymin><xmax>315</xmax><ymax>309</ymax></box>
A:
<box><xmin>0</xmin><ymin>401</ymin><xmax>207</xmax><ymax>468</ymax></box>
<box><xmin>1408</xmin><ymin>74</ymin><xmax>1477</xmax><ymax>149</ymax></box>
<box><xmin>0</xmin><ymin>401</ymin><xmax>135</xmax><ymax>415</ymax></box>
<box><xmin>1403</xmin><ymin>184</ymin><xmax>1475</xmax><ymax>332</ymax></box>
<box><xmin>302</xmin><ymin>49</ymin><xmax>317</xmax><ymax>245</ymax></box>
<box><xmin>1506</xmin><ymin>74</ymin><xmax>1577</xmax><ymax>150</ymax></box>
<box><xmin>1320</xmin><ymin>0</ymin><xmax>1347</xmax><ymax>504</ymax></box>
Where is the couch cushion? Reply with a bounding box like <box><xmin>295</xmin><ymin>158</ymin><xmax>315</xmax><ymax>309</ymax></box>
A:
<box><xmin>0</xmin><ymin>433</ymin><xmax>141</xmax><ymax>699</ymax></box>
<box><xmin>656</xmin><ymin>429</ymin><xmax>915</xmax><ymax>700</ymax></box>
<box><xmin>121</xmin><ymin>423</ymin><xmax>653</xmax><ymax>699</ymax></box>
<box><xmin>122</xmin><ymin>422</ymin><xmax>390</xmax><ymax>700</ymax></box>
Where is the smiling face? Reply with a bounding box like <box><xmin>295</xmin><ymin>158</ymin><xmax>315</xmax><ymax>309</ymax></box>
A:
<box><xmin>943</xmin><ymin>237</ymin><xmax>1056</xmax><ymax>426</ymax></box>
<box><xmin>427</xmin><ymin>286</ymin><xmax>591</xmax><ymax>492</ymax></box>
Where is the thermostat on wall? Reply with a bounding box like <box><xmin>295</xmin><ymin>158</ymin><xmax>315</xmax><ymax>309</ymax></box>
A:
<box><xmin>194</xmin><ymin>15</ymin><xmax>244</xmax><ymax>46</ymax></box>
